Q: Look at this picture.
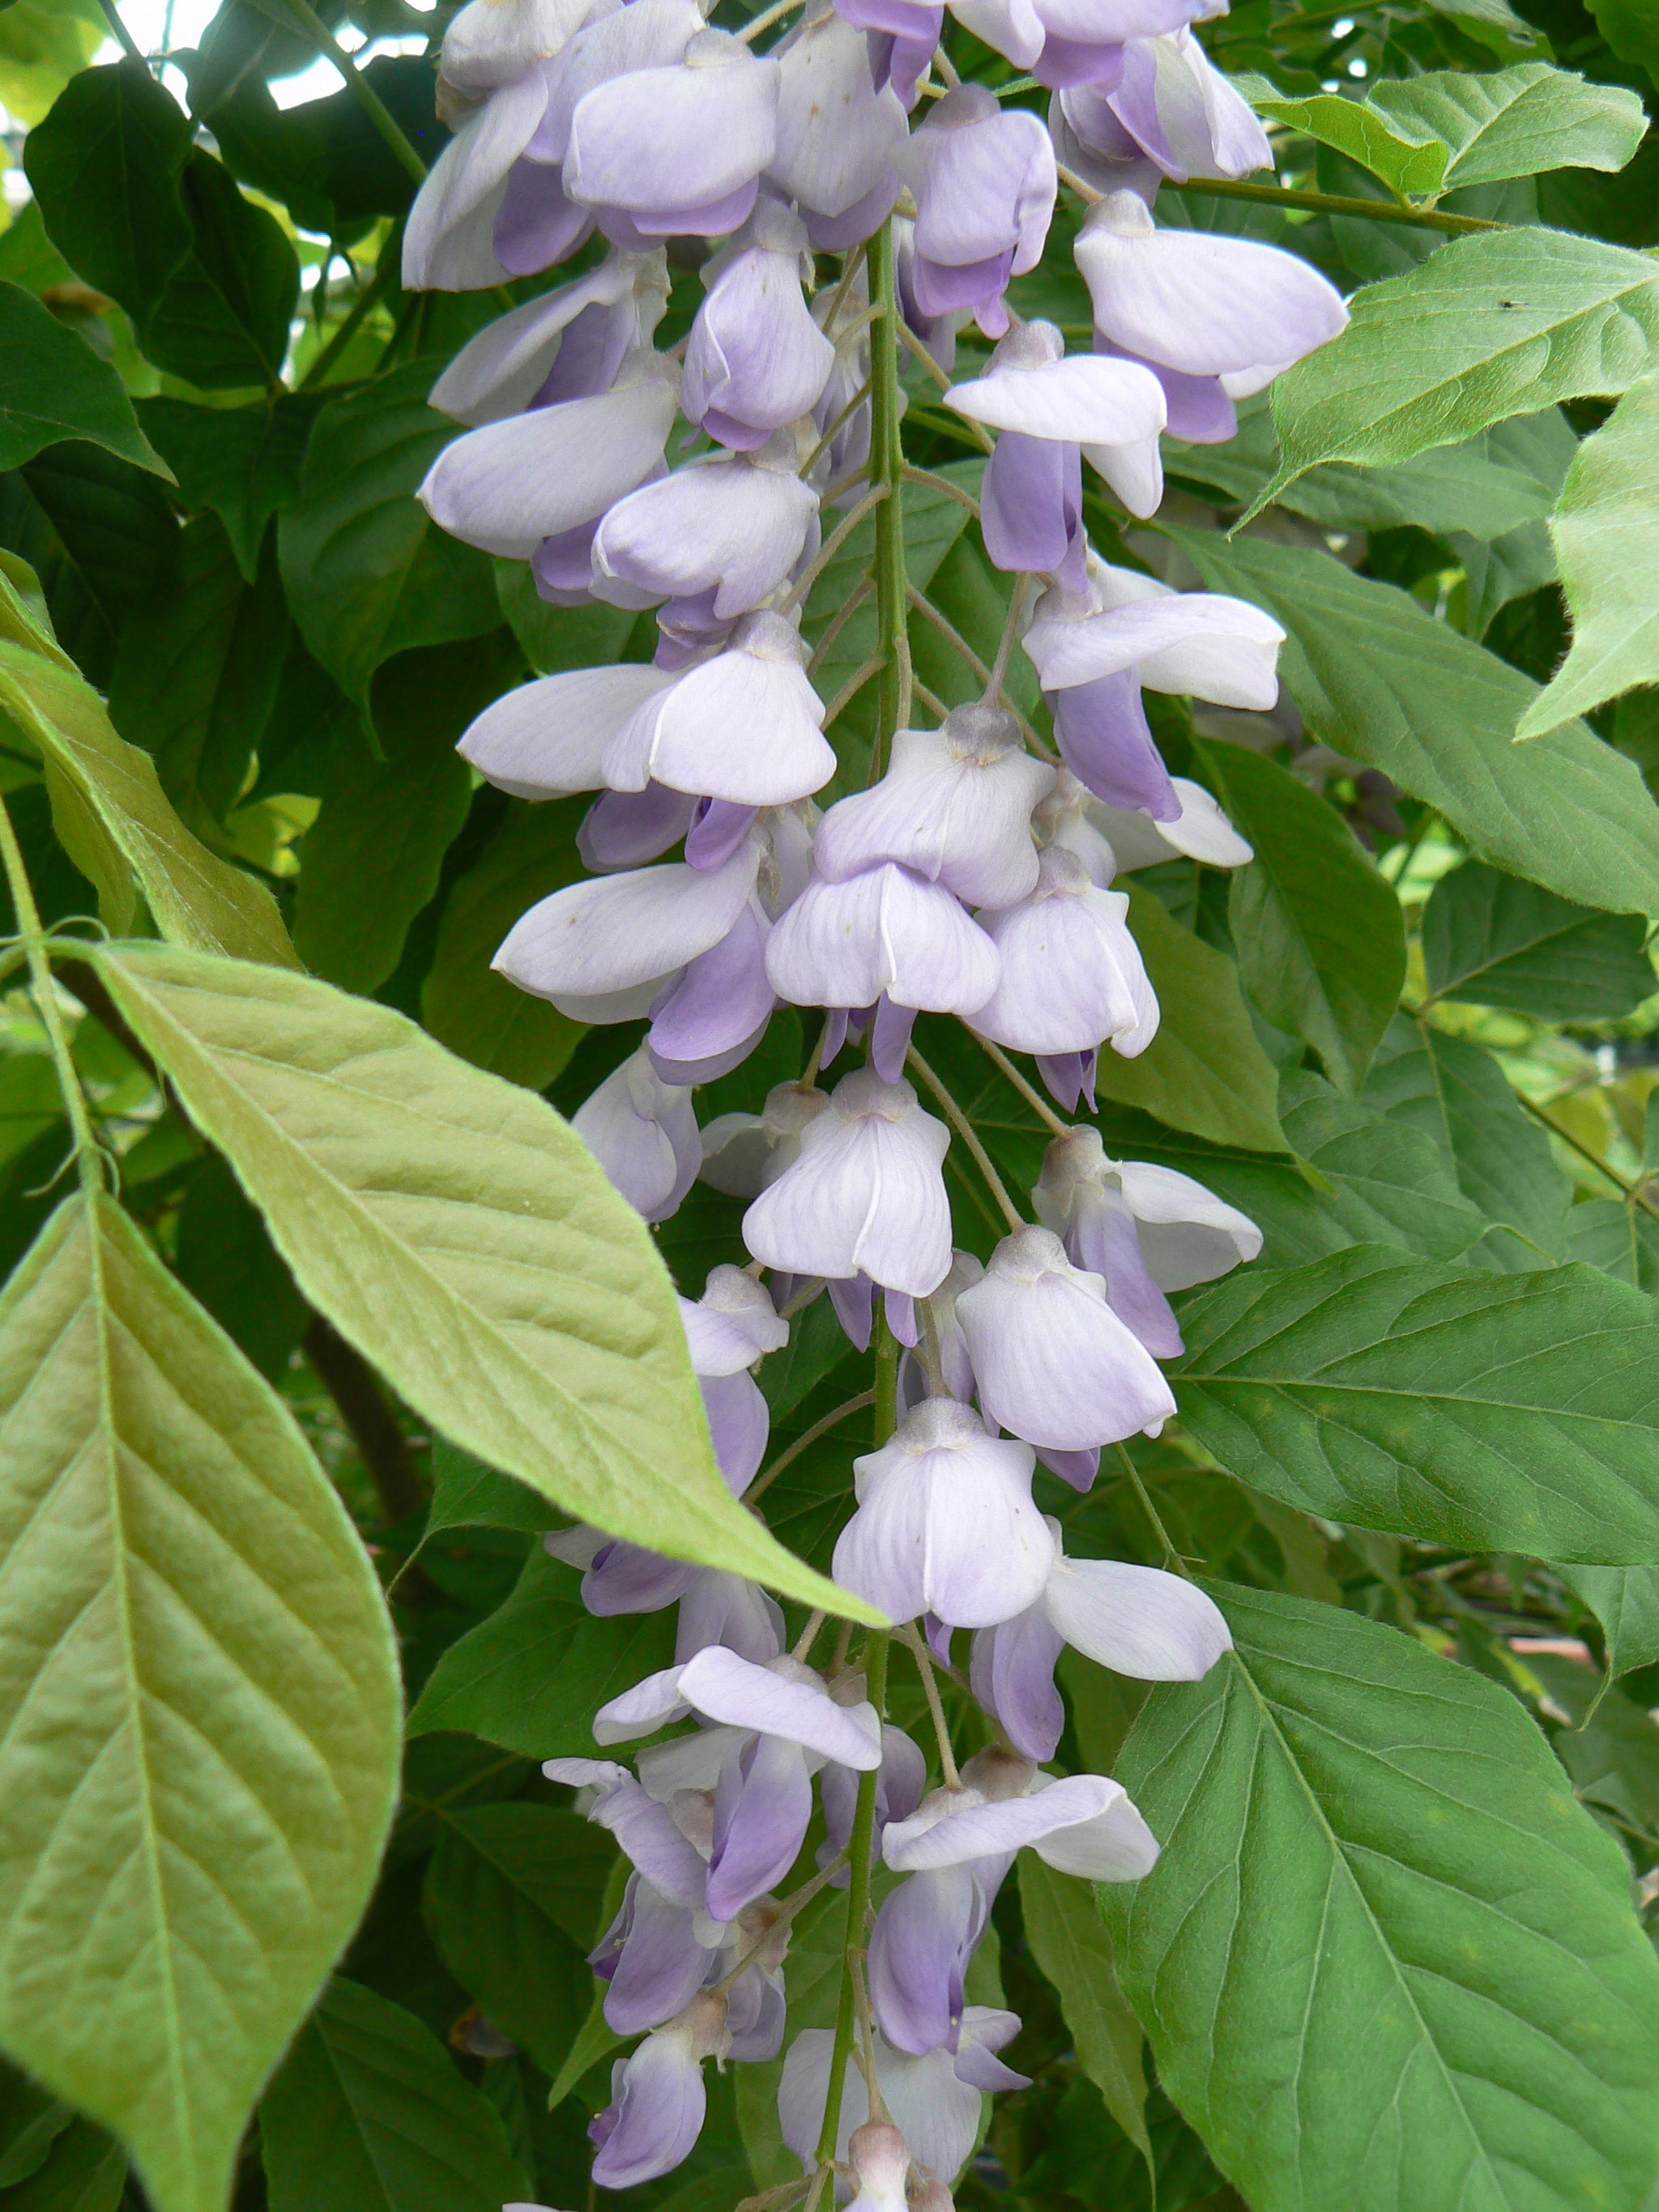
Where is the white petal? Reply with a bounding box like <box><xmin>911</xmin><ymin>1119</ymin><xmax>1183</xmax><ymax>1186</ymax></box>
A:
<box><xmin>458</xmin><ymin>664</ymin><xmax>675</xmax><ymax>798</ymax></box>
<box><xmin>883</xmin><ymin>1772</ymin><xmax>1121</xmax><ymax>1868</ymax></box>
<box><xmin>948</xmin><ymin>355</ymin><xmax>1165</xmax><ymax>445</ymax></box>
<box><xmin>429</xmin><ymin>249</ymin><xmax>662</xmax><ymax>424</ymax></box>
<box><xmin>608</xmin><ymin>622</ymin><xmax>834</xmax><ymax>806</ymax></box>
<box><xmin>401</xmin><ymin>74</ymin><xmax>548</xmax><ymax>291</ymax></box>
<box><xmin>594</xmin><ymin>1664</ymin><xmax>691</xmax><ymax>1741</ymax></box>
<box><xmin>1023</xmin><ymin>592</ymin><xmax>1282</xmax><ymax>700</ymax></box>
<box><xmin>1030</xmin><ymin>1787</ymin><xmax>1160</xmax><ymax>1880</ymax></box>
<box><xmin>678</xmin><ymin>1648</ymin><xmax>884</xmax><ymax>1767</ymax></box>
<box><xmin>494</xmin><ymin>842</ymin><xmax>760</xmax><ymax>999</ymax></box>
<box><xmin>594</xmin><ymin>454</ymin><xmax>818</xmax><ymax>619</ymax></box>
<box><xmin>769</xmin><ymin>11</ymin><xmax>908</xmax><ymax>219</ymax></box>
<box><xmin>1082</xmin><ymin>431</ymin><xmax>1165</xmax><ymax>521</ymax></box>
<box><xmin>1043</xmin><ymin>1554</ymin><xmax>1231</xmax><ymax>1678</ymax></box>
<box><xmin>766</xmin><ymin>863</ymin><xmax>1001</xmax><ymax>1016</ymax></box>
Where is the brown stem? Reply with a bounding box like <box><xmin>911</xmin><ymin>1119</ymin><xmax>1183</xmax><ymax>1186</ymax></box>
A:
<box><xmin>304</xmin><ymin>1314</ymin><xmax>428</xmax><ymax>1524</ymax></box>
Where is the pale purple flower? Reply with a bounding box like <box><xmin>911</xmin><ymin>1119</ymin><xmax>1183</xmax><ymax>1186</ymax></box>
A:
<box><xmin>590</xmin><ymin>1990</ymin><xmax>731</xmax><ymax>2188</ymax></box>
<box><xmin>1077</xmin><ymin>188</ymin><xmax>1349</xmax><ymax>443</ymax></box>
<box><xmin>1036</xmin><ymin>766</ymin><xmax>1252</xmax><ymax>878</ymax></box>
<box><xmin>429</xmin><ymin>246</ymin><xmax>669</xmax><ymax>424</ymax></box>
<box><xmin>1023</xmin><ymin>561</ymin><xmax>1286</xmax><ymax>707</ymax></box>
<box><xmin>457</xmin><ymin>662</ymin><xmax>674</xmax><ymax>798</ymax></box>
<box><xmin>868</xmin><ymin>1859</ymin><xmax>997</xmax><ymax>2054</ymax></box>
<box><xmin>579</xmin><ymin>784</ymin><xmax>699</xmax><ymax>872</ymax></box>
<box><xmin>970</xmin><ymin>844</ymin><xmax>1158</xmax><ymax>1059</ymax></box>
<box><xmin>1052</xmin><ymin>27</ymin><xmax>1271</xmax><ymax>202</ymax></box>
<box><xmin>947</xmin><ymin>319</ymin><xmax>1168</xmax><ymax>533</ymax></box>
<box><xmin>833</xmin><ymin>1397</ymin><xmax>1054</xmax><ymax>1627</ymax></box>
<box><xmin>403</xmin><ymin>67</ymin><xmax>555</xmax><ymax>291</ymax></box>
<box><xmin>955</xmin><ymin>1223</ymin><xmax>1176</xmax><ymax>1450</ymax></box>
<box><xmin>819</xmin><ymin>1721</ymin><xmax>928</xmax><ymax>1870</ymax></box>
<box><xmin>684</xmin><ymin>200</ymin><xmax>837</xmax><ymax>450</ymax></box>
<box><xmin>1034</xmin><ymin>1125</ymin><xmax>1260</xmax><ymax>1353</ymax></box>
<box><xmin>834</xmin><ymin>0</ymin><xmax>944</xmax><ymax>110</ymax></box>
<box><xmin>591</xmin><ymin>1873</ymin><xmax>716</xmax><ymax>2034</ymax></box>
<box><xmin>546</xmin><ymin>1757</ymin><xmax>711</xmax><ymax>1907</ymax></box>
<box><xmin>700</xmin><ymin>1080</ymin><xmax>831</xmax><ymax>1197</ymax></box>
<box><xmin>602</xmin><ymin>609</ymin><xmax>834</xmax><ymax>805</ymax></box>
<box><xmin>896</xmin><ymin>86</ymin><xmax>1056</xmax><ymax>338</ymax></box>
<box><xmin>894</xmin><ymin>216</ymin><xmax>962</xmax><ymax>378</ymax></box>
<box><xmin>813</xmin><ymin>705</ymin><xmax>1054</xmax><ymax>908</ymax></box>
<box><xmin>565</xmin><ymin>28</ymin><xmax>781</xmax><ymax>237</ymax></box>
<box><xmin>592</xmin><ymin>437</ymin><xmax>820</xmax><ymax>620</ymax></box>
<box><xmin>648</xmin><ymin>899</ymin><xmax>778</xmax><ymax>1084</ymax></box>
<box><xmin>439</xmin><ymin>0</ymin><xmax>603</xmax><ymax>99</ymax></box>
<box><xmin>741</xmin><ymin>1068</ymin><xmax>953</xmax><ymax>1297</ymax></box>
<box><xmin>902</xmin><ymin>1247</ymin><xmax>982</xmax><ymax>1408</ymax></box>
<box><xmin>674</xmin><ymin>1568</ymin><xmax>789</xmax><ymax>1663</ymax></box>
<box><xmin>780</xmin><ymin>2010</ymin><xmax>1026</xmax><ymax>2179</ymax></box>
<box><xmin>493</xmin><ymin>833</ymin><xmax>758</xmax><ymax>1015</ymax></box>
<box><xmin>884</xmin><ymin>1748</ymin><xmax>1160</xmax><ymax>1882</ymax></box>
<box><xmin>419</xmin><ymin>347</ymin><xmax>678</xmax><ymax>558</ymax></box>
<box><xmin>971</xmin><ymin>1520</ymin><xmax>1231</xmax><ymax>1757</ymax></box>
<box><xmin>949</xmin><ymin>0</ymin><xmax>1204</xmax><ymax>87</ymax></box>
<box><xmin>769</xmin><ymin>6</ymin><xmax>908</xmax><ymax>242</ymax></box>
<box><xmin>572</xmin><ymin>1045</ymin><xmax>700</xmax><ymax>1221</ymax></box>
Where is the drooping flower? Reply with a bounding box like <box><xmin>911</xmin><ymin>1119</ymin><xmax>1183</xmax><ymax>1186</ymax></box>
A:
<box><xmin>429</xmin><ymin>245</ymin><xmax>670</xmax><ymax>424</ymax></box>
<box><xmin>834</xmin><ymin>1397</ymin><xmax>1056</xmax><ymax>1627</ymax></box>
<box><xmin>1035</xmin><ymin>765</ymin><xmax>1252</xmax><ymax>881</ymax></box>
<box><xmin>970</xmin><ymin>845</ymin><xmax>1158</xmax><ymax>1060</ymax></box>
<box><xmin>1051</xmin><ymin>25</ymin><xmax>1271</xmax><ymax>206</ymax></box>
<box><xmin>897</xmin><ymin>85</ymin><xmax>1056</xmax><ymax>338</ymax></box>
<box><xmin>592</xmin><ymin>435</ymin><xmax>821</xmax><ymax>620</ymax></box>
<box><xmin>780</xmin><ymin>2010</ymin><xmax>1026</xmax><ymax>2180</ymax></box>
<box><xmin>769</xmin><ymin>3</ymin><xmax>909</xmax><ymax>246</ymax></box>
<box><xmin>589</xmin><ymin>1989</ymin><xmax>732</xmax><ymax>2187</ymax></box>
<box><xmin>573</xmin><ymin>1045</ymin><xmax>701</xmax><ymax>1221</ymax></box>
<box><xmin>1076</xmin><ymin>187</ymin><xmax>1349</xmax><ymax>442</ymax></box>
<box><xmin>741</xmin><ymin>1068</ymin><xmax>954</xmax><ymax>1297</ymax></box>
<box><xmin>834</xmin><ymin>0</ymin><xmax>945</xmax><ymax>111</ymax></box>
<box><xmin>955</xmin><ymin>1224</ymin><xmax>1175</xmax><ymax>1450</ymax></box>
<box><xmin>952</xmin><ymin>0</ymin><xmax>1206</xmax><ymax>88</ymax></box>
<box><xmin>683</xmin><ymin>199</ymin><xmax>838</xmax><ymax>449</ymax></box>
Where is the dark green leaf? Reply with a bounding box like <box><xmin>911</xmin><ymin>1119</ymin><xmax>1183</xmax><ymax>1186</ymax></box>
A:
<box><xmin>1562</xmin><ymin>1564</ymin><xmax>1659</xmax><ymax>1677</ymax></box>
<box><xmin>259</xmin><ymin>1979</ymin><xmax>531</xmax><ymax>2212</ymax></box>
<box><xmin>2</xmin><ymin>2116</ymin><xmax>126</xmax><ymax>2212</ymax></box>
<box><xmin>203</xmin><ymin>58</ymin><xmax>444</xmax><ymax>236</ymax></box>
<box><xmin>23</xmin><ymin>59</ymin><xmax>192</xmax><ymax>339</ymax></box>
<box><xmin>294</xmin><ymin>636</ymin><xmax>515</xmax><ymax>992</ymax></box>
<box><xmin>1563</xmin><ymin>1197</ymin><xmax>1659</xmax><ymax>1291</ymax></box>
<box><xmin>407</xmin><ymin>1547</ymin><xmax>677</xmax><ymax>1758</ymax></box>
<box><xmin>1017</xmin><ymin>1859</ymin><xmax>1147</xmax><ymax>2156</ymax></box>
<box><xmin>19</xmin><ymin>440</ymin><xmax>179</xmax><ymax>636</ymax></box>
<box><xmin>1175</xmin><ymin>1242</ymin><xmax>1659</xmax><ymax>1560</ymax></box>
<box><xmin>141</xmin><ymin>148</ymin><xmax>299</xmax><ymax>390</ymax></box>
<box><xmin>425</xmin><ymin>1436</ymin><xmax>552</xmax><ymax>1540</ymax></box>
<box><xmin>1423</xmin><ymin>859</ymin><xmax>1655</xmax><ymax>1018</ymax></box>
<box><xmin>496</xmin><ymin>561</ymin><xmax>650</xmax><ymax>678</ymax></box>
<box><xmin>173</xmin><ymin>1151</ymin><xmax>308</xmax><ymax>1382</ymax></box>
<box><xmin>424</xmin><ymin>1804</ymin><xmax>612</xmax><ymax>2074</ymax></box>
<box><xmin>1363</xmin><ymin>1017</ymin><xmax>1571</xmax><ymax>1264</ymax></box>
<box><xmin>278</xmin><ymin>364</ymin><xmax>500</xmax><ymax>709</ymax></box>
<box><xmin>422</xmin><ymin>795</ymin><xmax>587</xmax><ymax>1089</ymax></box>
<box><xmin>1279</xmin><ymin>1070</ymin><xmax>1488</xmax><ymax>1261</ymax></box>
<box><xmin>0</xmin><ymin>282</ymin><xmax>169</xmax><ymax>477</ymax></box>
<box><xmin>107</xmin><ymin>513</ymin><xmax>289</xmax><ymax>825</ymax></box>
<box><xmin>1205</xmin><ymin>740</ymin><xmax>1405</xmax><ymax>1091</ymax></box>
<box><xmin>137</xmin><ymin>391</ymin><xmax>324</xmax><ymax>581</ymax></box>
<box><xmin>1172</xmin><ymin>528</ymin><xmax>1659</xmax><ymax>918</ymax></box>
<box><xmin>1101</xmin><ymin>1584</ymin><xmax>1659</xmax><ymax>2212</ymax></box>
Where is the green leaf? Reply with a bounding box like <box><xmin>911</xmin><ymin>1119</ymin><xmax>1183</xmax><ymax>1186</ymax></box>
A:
<box><xmin>1585</xmin><ymin>0</ymin><xmax>1659</xmax><ymax>86</ymax></box>
<box><xmin>293</xmin><ymin>638</ymin><xmax>513</xmax><ymax>994</ymax></box>
<box><xmin>1422</xmin><ymin>859</ymin><xmax>1655</xmax><ymax>1018</ymax></box>
<box><xmin>1517</xmin><ymin>373</ymin><xmax>1659</xmax><ymax>738</ymax></box>
<box><xmin>0</xmin><ymin>282</ymin><xmax>170</xmax><ymax>477</ymax></box>
<box><xmin>1258</xmin><ymin>230</ymin><xmax>1659</xmax><ymax>509</ymax></box>
<box><xmin>1565</xmin><ymin>1197</ymin><xmax>1659</xmax><ymax>1291</ymax></box>
<box><xmin>1017</xmin><ymin>1859</ymin><xmax>1147</xmax><ymax>2158</ymax></box>
<box><xmin>1204</xmin><ymin>741</ymin><xmax>1405</xmax><ymax>1091</ymax></box>
<box><xmin>0</xmin><ymin>0</ymin><xmax>104</xmax><ymax>128</ymax></box>
<box><xmin>407</xmin><ymin>1547</ymin><xmax>677</xmax><ymax>1755</ymax></box>
<box><xmin>1421</xmin><ymin>0</ymin><xmax>1547</xmax><ymax>58</ymax></box>
<box><xmin>19</xmin><ymin>440</ymin><xmax>181</xmax><ymax>667</ymax></box>
<box><xmin>422</xmin><ymin>796</ymin><xmax>589</xmax><ymax>1091</ymax></box>
<box><xmin>425</xmin><ymin>1436</ymin><xmax>552</xmax><ymax>1541</ymax></box>
<box><xmin>495</xmin><ymin>562</ymin><xmax>649</xmax><ymax>678</ymax></box>
<box><xmin>1094</xmin><ymin>883</ymin><xmax>1286</xmax><ymax>1154</ymax></box>
<box><xmin>1100</xmin><ymin>1584</ymin><xmax>1659</xmax><ymax>2212</ymax></box>
<box><xmin>1174</xmin><ymin>1242</ymin><xmax>1659</xmax><ymax>1561</ymax></box>
<box><xmin>1278</xmin><ymin>1071</ymin><xmax>1489</xmax><ymax>1261</ymax></box>
<box><xmin>1562</xmin><ymin>1565</ymin><xmax>1659</xmax><ymax>1677</ymax></box>
<box><xmin>424</xmin><ymin>1805</ymin><xmax>612</xmax><ymax>2075</ymax></box>
<box><xmin>1369</xmin><ymin>65</ymin><xmax>1647</xmax><ymax>194</ymax></box>
<box><xmin>1456</xmin><ymin>515</ymin><xmax>1559</xmax><ymax>637</ymax></box>
<box><xmin>259</xmin><ymin>1979</ymin><xmax>531</xmax><ymax>2212</ymax></box>
<box><xmin>2</xmin><ymin>2116</ymin><xmax>126</xmax><ymax>2212</ymax></box>
<box><xmin>88</xmin><ymin>940</ymin><xmax>871</xmax><ymax>1617</ymax></box>
<box><xmin>1171</xmin><ymin>529</ymin><xmax>1659</xmax><ymax>918</ymax></box>
<box><xmin>0</xmin><ymin>641</ymin><xmax>300</xmax><ymax>962</ymax></box>
<box><xmin>107</xmin><ymin>514</ymin><xmax>290</xmax><ymax>825</ymax></box>
<box><xmin>1249</xmin><ymin>88</ymin><xmax>1450</xmax><ymax>198</ymax></box>
<box><xmin>278</xmin><ymin>364</ymin><xmax>501</xmax><ymax>710</ymax></box>
<box><xmin>137</xmin><ymin>394</ymin><xmax>325</xmax><ymax>584</ymax></box>
<box><xmin>0</xmin><ymin>1192</ymin><xmax>402</xmax><ymax>2212</ymax></box>
<box><xmin>1363</xmin><ymin>1018</ymin><xmax>1572</xmax><ymax>1263</ymax></box>
<box><xmin>23</xmin><ymin>59</ymin><xmax>193</xmax><ymax>339</ymax></box>
<box><xmin>140</xmin><ymin>148</ymin><xmax>299</xmax><ymax>391</ymax></box>
<box><xmin>544</xmin><ymin>1989</ymin><xmax>625</xmax><ymax>2113</ymax></box>
<box><xmin>173</xmin><ymin>1152</ymin><xmax>309</xmax><ymax>1383</ymax></box>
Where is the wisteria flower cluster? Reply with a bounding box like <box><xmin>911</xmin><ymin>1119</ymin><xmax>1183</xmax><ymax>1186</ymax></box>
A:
<box><xmin>404</xmin><ymin>0</ymin><xmax>1346</xmax><ymax>2192</ymax></box>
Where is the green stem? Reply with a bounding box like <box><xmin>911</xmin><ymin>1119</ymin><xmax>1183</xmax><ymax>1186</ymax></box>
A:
<box><xmin>268</xmin><ymin>0</ymin><xmax>429</xmax><ymax>185</ymax></box>
<box><xmin>1115</xmin><ymin>1443</ymin><xmax>1184</xmax><ymax>1573</ymax></box>
<box><xmin>1515</xmin><ymin>1089</ymin><xmax>1659</xmax><ymax>1226</ymax></box>
<box><xmin>96</xmin><ymin>0</ymin><xmax>147</xmax><ymax>64</ymax></box>
<box><xmin>299</xmin><ymin>252</ymin><xmax>398</xmax><ymax>389</ymax></box>
<box><xmin>906</xmin><ymin>1046</ymin><xmax>1025</xmax><ymax>1234</ymax></box>
<box><xmin>0</xmin><ymin>797</ymin><xmax>103</xmax><ymax>1196</ymax></box>
<box><xmin>1057</xmin><ymin>160</ymin><xmax>1502</xmax><ymax>237</ymax></box>
<box><xmin>812</xmin><ymin>1625</ymin><xmax>890</xmax><ymax>2178</ymax></box>
<box><xmin>867</xmin><ymin>222</ymin><xmax>911</xmax><ymax>781</ymax></box>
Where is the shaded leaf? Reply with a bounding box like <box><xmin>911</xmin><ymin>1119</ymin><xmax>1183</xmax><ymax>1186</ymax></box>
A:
<box><xmin>141</xmin><ymin>148</ymin><xmax>298</xmax><ymax>391</ymax></box>
<box><xmin>0</xmin><ymin>641</ymin><xmax>298</xmax><ymax>961</ymax></box>
<box><xmin>1172</xmin><ymin>528</ymin><xmax>1659</xmax><ymax>918</ymax></box>
<box><xmin>259</xmin><ymin>1979</ymin><xmax>530</xmax><ymax>2212</ymax></box>
<box><xmin>1174</xmin><ymin>1242</ymin><xmax>1659</xmax><ymax>1561</ymax></box>
<box><xmin>1422</xmin><ymin>859</ymin><xmax>1654</xmax><ymax>1018</ymax></box>
<box><xmin>1279</xmin><ymin>1070</ymin><xmax>1488</xmax><ymax>1261</ymax></box>
<box><xmin>173</xmin><ymin>1151</ymin><xmax>308</xmax><ymax>1383</ymax></box>
<box><xmin>89</xmin><ymin>940</ymin><xmax>868</xmax><ymax>1616</ymax></box>
<box><xmin>3</xmin><ymin>2116</ymin><xmax>126</xmax><ymax>2212</ymax></box>
<box><xmin>0</xmin><ymin>1193</ymin><xmax>401</xmax><ymax>2212</ymax></box>
<box><xmin>137</xmin><ymin>391</ymin><xmax>324</xmax><ymax>582</ymax></box>
<box><xmin>1017</xmin><ymin>1858</ymin><xmax>1147</xmax><ymax>2157</ymax></box>
<box><xmin>1518</xmin><ymin>372</ymin><xmax>1659</xmax><ymax>738</ymax></box>
<box><xmin>1102</xmin><ymin>1585</ymin><xmax>1659</xmax><ymax>2212</ymax></box>
<box><xmin>0</xmin><ymin>282</ymin><xmax>169</xmax><ymax>477</ymax></box>
<box><xmin>425</xmin><ymin>1436</ymin><xmax>552</xmax><ymax>1541</ymax></box>
<box><xmin>1205</xmin><ymin>740</ymin><xmax>1405</xmax><ymax>1091</ymax></box>
<box><xmin>1562</xmin><ymin>1564</ymin><xmax>1659</xmax><ymax>1677</ymax></box>
<box><xmin>407</xmin><ymin>1547</ymin><xmax>676</xmax><ymax>1756</ymax></box>
<box><xmin>277</xmin><ymin>364</ymin><xmax>501</xmax><ymax>710</ymax></box>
